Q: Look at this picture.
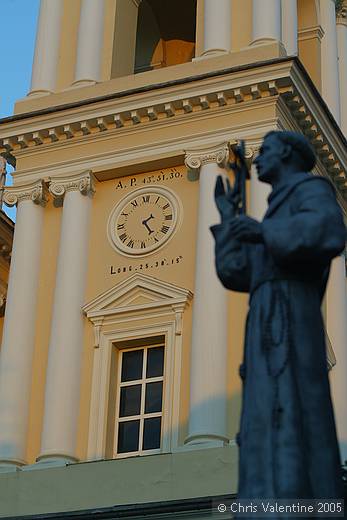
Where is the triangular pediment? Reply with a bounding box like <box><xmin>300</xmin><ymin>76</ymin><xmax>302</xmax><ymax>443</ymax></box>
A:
<box><xmin>83</xmin><ymin>273</ymin><xmax>193</xmax><ymax>319</ymax></box>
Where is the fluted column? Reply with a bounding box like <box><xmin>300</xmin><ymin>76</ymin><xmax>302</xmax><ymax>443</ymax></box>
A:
<box><xmin>184</xmin><ymin>144</ymin><xmax>229</xmax><ymax>447</ymax></box>
<box><xmin>337</xmin><ymin>2</ymin><xmax>347</xmax><ymax>134</ymax></box>
<box><xmin>281</xmin><ymin>0</ymin><xmax>298</xmax><ymax>55</ymax></box>
<box><xmin>320</xmin><ymin>0</ymin><xmax>341</xmax><ymax>123</ymax></box>
<box><xmin>0</xmin><ymin>181</ymin><xmax>47</xmax><ymax>470</ymax></box>
<box><xmin>73</xmin><ymin>0</ymin><xmax>106</xmax><ymax>87</ymax></box>
<box><xmin>29</xmin><ymin>0</ymin><xmax>63</xmax><ymax>96</ymax></box>
<box><xmin>326</xmin><ymin>254</ymin><xmax>347</xmax><ymax>464</ymax></box>
<box><xmin>38</xmin><ymin>172</ymin><xmax>95</xmax><ymax>464</ymax></box>
<box><xmin>251</xmin><ymin>0</ymin><xmax>281</xmax><ymax>45</ymax></box>
<box><xmin>201</xmin><ymin>0</ymin><xmax>232</xmax><ymax>57</ymax></box>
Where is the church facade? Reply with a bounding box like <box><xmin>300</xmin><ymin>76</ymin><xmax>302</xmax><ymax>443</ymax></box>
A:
<box><xmin>0</xmin><ymin>0</ymin><xmax>346</xmax><ymax>517</ymax></box>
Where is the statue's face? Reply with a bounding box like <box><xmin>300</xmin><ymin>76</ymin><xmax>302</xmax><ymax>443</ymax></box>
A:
<box><xmin>253</xmin><ymin>135</ymin><xmax>284</xmax><ymax>184</ymax></box>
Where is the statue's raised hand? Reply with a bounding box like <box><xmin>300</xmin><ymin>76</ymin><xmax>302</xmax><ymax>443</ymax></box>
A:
<box><xmin>214</xmin><ymin>175</ymin><xmax>239</xmax><ymax>221</ymax></box>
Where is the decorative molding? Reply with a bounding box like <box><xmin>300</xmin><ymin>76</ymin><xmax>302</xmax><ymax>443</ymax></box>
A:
<box><xmin>297</xmin><ymin>25</ymin><xmax>325</xmax><ymax>42</ymax></box>
<box><xmin>279</xmin><ymin>86</ymin><xmax>347</xmax><ymax>196</ymax></box>
<box><xmin>84</xmin><ymin>273</ymin><xmax>191</xmax><ymax>460</ymax></box>
<box><xmin>336</xmin><ymin>0</ymin><xmax>347</xmax><ymax>24</ymax></box>
<box><xmin>3</xmin><ymin>179</ymin><xmax>48</xmax><ymax>207</ymax></box>
<box><xmin>0</xmin><ymin>81</ymin><xmax>284</xmax><ymax>156</ymax></box>
<box><xmin>184</xmin><ymin>142</ymin><xmax>229</xmax><ymax>173</ymax></box>
<box><xmin>0</xmin><ymin>62</ymin><xmax>346</xmax><ymax>202</ymax></box>
<box><xmin>49</xmin><ymin>171</ymin><xmax>95</xmax><ymax>206</ymax></box>
<box><xmin>83</xmin><ymin>272</ymin><xmax>193</xmax><ymax>324</ymax></box>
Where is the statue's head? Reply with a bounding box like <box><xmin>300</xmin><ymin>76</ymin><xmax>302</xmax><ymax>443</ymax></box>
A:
<box><xmin>253</xmin><ymin>131</ymin><xmax>316</xmax><ymax>184</ymax></box>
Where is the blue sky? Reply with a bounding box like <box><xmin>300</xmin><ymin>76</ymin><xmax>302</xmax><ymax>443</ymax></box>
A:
<box><xmin>1</xmin><ymin>0</ymin><xmax>40</xmax><ymax>220</ymax></box>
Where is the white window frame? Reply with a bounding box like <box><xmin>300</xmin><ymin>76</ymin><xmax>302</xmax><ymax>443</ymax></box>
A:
<box><xmin>83</xmin><ymin>273</ymin><xmax>192</xmax><ymax>461</ymax></box>
<box><xmin>115</xmin><ymin>339</ymin><xmax>166</xmax><ymax>458</ymax></box>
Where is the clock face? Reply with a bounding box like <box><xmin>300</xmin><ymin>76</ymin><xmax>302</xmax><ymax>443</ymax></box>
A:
<box><xmin>108</xmin><ymin>187</ymin><xmax>181</xmax><ymax>256</ymax></box>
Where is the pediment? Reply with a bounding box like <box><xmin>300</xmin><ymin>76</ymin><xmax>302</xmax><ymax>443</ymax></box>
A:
<box><xmin>83</xmin><ymin>273</ymin><xmax>193</xmax><ymax>319</ymax></box>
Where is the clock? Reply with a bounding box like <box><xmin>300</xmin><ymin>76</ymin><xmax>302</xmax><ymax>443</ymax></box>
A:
<box><xmin>108</xmin><ymin>186</ymin><xmax>181</xmax><ymax>256</ymax></box>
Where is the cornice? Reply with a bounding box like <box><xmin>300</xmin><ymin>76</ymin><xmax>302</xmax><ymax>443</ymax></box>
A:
<box><xmin>297</xmin><ymin>25</ymin><xmax>325</xmax><ymax>42</ymax></box>
<box><xmin>49</xmin><ymin>171</ymin><xmax>95</xmax><ymax>206</ymax></box>
<box><xmin>3</xmin><ymin>179</ymin><xmax>48</xmax><ymax>208</ymax></box>
<box><xmin>0</xmin><ymin>59</ymin><xmax>345</xmax><ymax>202</ymax></box>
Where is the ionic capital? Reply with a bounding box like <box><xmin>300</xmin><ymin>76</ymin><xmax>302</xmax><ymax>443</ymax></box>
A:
<box><xmin>336</xmin><ymin>1</ymin><xmax>347</xmax><ymax>25</ymax></box>
<box><xmin>3</xmin><ymin>180</ymin><xmax>48</xmax><ymax>208</ymax></box>
<box><xmin>184</xmin><ymin>143</ymin><xmax>229</xmax><ymax>173</ymax></box>
<box><xmin>49</xmin><ymin>171</ymin><xmax>95</xmax><ymax>206</ymax></box>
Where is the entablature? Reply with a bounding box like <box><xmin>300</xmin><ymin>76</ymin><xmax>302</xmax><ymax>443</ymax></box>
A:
<box><xmin>0</xmin><ymin>58</ymin><xmax>346</xmax><ymax>207</ymax></box>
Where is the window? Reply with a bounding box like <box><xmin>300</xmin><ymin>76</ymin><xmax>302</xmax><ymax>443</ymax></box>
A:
<box><xmin>83</xmin><ymin>272</ymin><xmax>192</xmax><ymax>461</ymax></box>
<box><xmin>134</xmin><ymin>0</ymin><xmax>197</xmax><ymax>73</ymax></box>
<box><xmin>115</xmin><ymin>340</ymin><xmax>165</xmax><ymax>457</ymax></box>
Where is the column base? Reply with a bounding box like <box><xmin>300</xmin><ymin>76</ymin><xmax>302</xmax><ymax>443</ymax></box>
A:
<box><xmin>35</xmin><ymin>452</ymin><xmax>79</xmax><ymax>468</ymax></box>
<box><xmin>0</xmin><ymin>458</ymin><xmax>26</xmax><ymax>473</ymax></box>
<box><xmin>27</xmin><ymin>89</ymin><xmax>54</xmax><ymax>98</ymax></box>
<box><xmin>184</xmin><ymin>433</ymin><xmax>230</xmax><ymax>448</ymax></box>
<box><xmin>69</xmin><ymin>79</ymin><xmax>97</xmax><ymax>89</ymax></box>
<box><xmin>193</xmin><ymin>49</ymin><xmax>229</xmax><ymax>61</ymax></box>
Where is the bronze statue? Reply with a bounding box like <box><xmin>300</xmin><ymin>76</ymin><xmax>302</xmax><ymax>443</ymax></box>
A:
<box><xmin>211</xmin><ymin>131</ymin><xmax>346</xmax><ymax>499</ymax></box>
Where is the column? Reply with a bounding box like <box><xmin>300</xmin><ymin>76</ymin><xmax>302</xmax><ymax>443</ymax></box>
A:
<box><xmin>326</xmin><ymin>255</ymin><xmax>347</xmax><ymax>464</ymax></box>
<box><xmin>251</xmin><ymin>0</ymin><xmax>281</xmax><ymax>45</ymax></box>
<box><xmin>184</xmin><ymin>144</ymin><xmax>229</xmax><ymax>447</ymax></box>
<box><xmin>201</xmin><ymin>0</ymin><xmax>232</xmax><ymax>57</ymax></box>
<box><xmin>29</xmin><ymin>0</ymin><xmax>63</xmax><ymax>96</ymax></box>
<box><xmin>111</xmin><ymin>0</ymin><xmax>142</xmax><ymax>78</ymax></box>
<box><xmin>336</xmin><ymin>3</ymin><xmax>347</xmax><ymax>134</ymax></box>
<box><xmin>320</xmin><ymin>0</ymin><xmax>341</xmax><ymax>124</ymax></box>
<box><xmin>281</xmin><ymin>0</ymin><xmax>298</xmax><ymax>56</ymax></box>
<box><xmin>0</xmin><ymin>181</ymin><xmax>47</xmax><ymax>470</ymax></box>
<box><xmin>38</xmin><ymin>172</ymin><xmax>95</xmax><ymax>464</ymax></box>
<box><xmin>73</xmin><ymin>0</ymin><xmax>106</xmax><ymax>87</ymax></box>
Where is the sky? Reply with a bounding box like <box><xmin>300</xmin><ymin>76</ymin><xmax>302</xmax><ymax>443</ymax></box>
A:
<box><xmin>1</xmin><ymin>0</ymin><xmax>40</xmax><ymax>221</ymax></box>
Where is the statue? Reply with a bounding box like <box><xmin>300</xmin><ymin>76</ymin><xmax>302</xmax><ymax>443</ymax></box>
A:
<box><xmin>211</xmin><ymin>131</ymin><xmax>346</xmax><ymax>499</ymax></box>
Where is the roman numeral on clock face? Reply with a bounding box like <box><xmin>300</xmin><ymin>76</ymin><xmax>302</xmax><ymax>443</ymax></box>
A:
<box><xmin>119</xmin><ymin>233</ymin><xmax>127</xmax><ymax>243</ymax></box>
<box><xmin>142</xmin><ymin>195</ymin><xmax>150</xmax><ymax>203</ymax></box>
<box><xmin>131</xmin><ymin>200</ymin><xmax>138</xmax><ymax>208</ymax></box>
<box><xmin>127</xmin><ymin>239</ymin><xmax>134</xmax><ymax>248</ymax></box>
<box><xmin>163</xmin><ymin>203</ymin><xmax>170</xmax><ymax>210</ymax></box>
<box><xmin>165</xmin><ymin>214</ymin><xmax>173</xmax><ymax>220</ymax></box>
<box><xmin>117</xmin><ymin>223</ymin><xmax>125</xmax><ymax>230</ymax></box>
<box><xmin>161</xmin><ymin>225</ymin><xmax>170</xmax><ymax>234</ymax></box>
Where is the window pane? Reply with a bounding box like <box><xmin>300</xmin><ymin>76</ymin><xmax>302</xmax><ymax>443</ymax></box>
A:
<box><xmin>121</xmin><ymin>350</ymin><xmax>143</xmax><ymax>382</ymax></box>
<box><xmin>117</xmin><ymin>420</ymin><xmax>140</xmax><ymax>453</ymax></box>
<box><xmin>143</xmin><ymin>417</ymin><xmax>161</xmax><ymax>450</ymax></box>
<box><xmin>146</xmin><ymin>346</ymin><xmax>164</xmax><ymax>378</ymax></box>
<box><xmin>119</xmin><ymin>385</ymin><xmax>141</xmax><ymax>417</ymax></box>
<box><xmin>145</xmin><ymin>381</ymin><xmax>163</xmax><ymax>413</ymax></box>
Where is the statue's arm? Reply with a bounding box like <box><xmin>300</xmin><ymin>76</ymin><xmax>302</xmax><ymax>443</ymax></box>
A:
<box><xmin>262</xmin><ymin>178</ymin><xmax>346</xmax><ymax>266</ymax></box>
<box><xmin>210</xmin><ymin>222</ymin><xmax>251</xmax><ymax>292</ymax></box>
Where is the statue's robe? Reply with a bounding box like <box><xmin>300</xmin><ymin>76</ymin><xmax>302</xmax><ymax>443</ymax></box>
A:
<box><xmin>211</xmin><ymin>173</ymin><xmax>346</xmax><ymax>499</ymax></box>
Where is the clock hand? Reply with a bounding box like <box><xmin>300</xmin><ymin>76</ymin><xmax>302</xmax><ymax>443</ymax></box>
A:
<box><xmin>142</xmin><ymin>214</ymin><xmax>155</xmax><ymax>235</ymax></box>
